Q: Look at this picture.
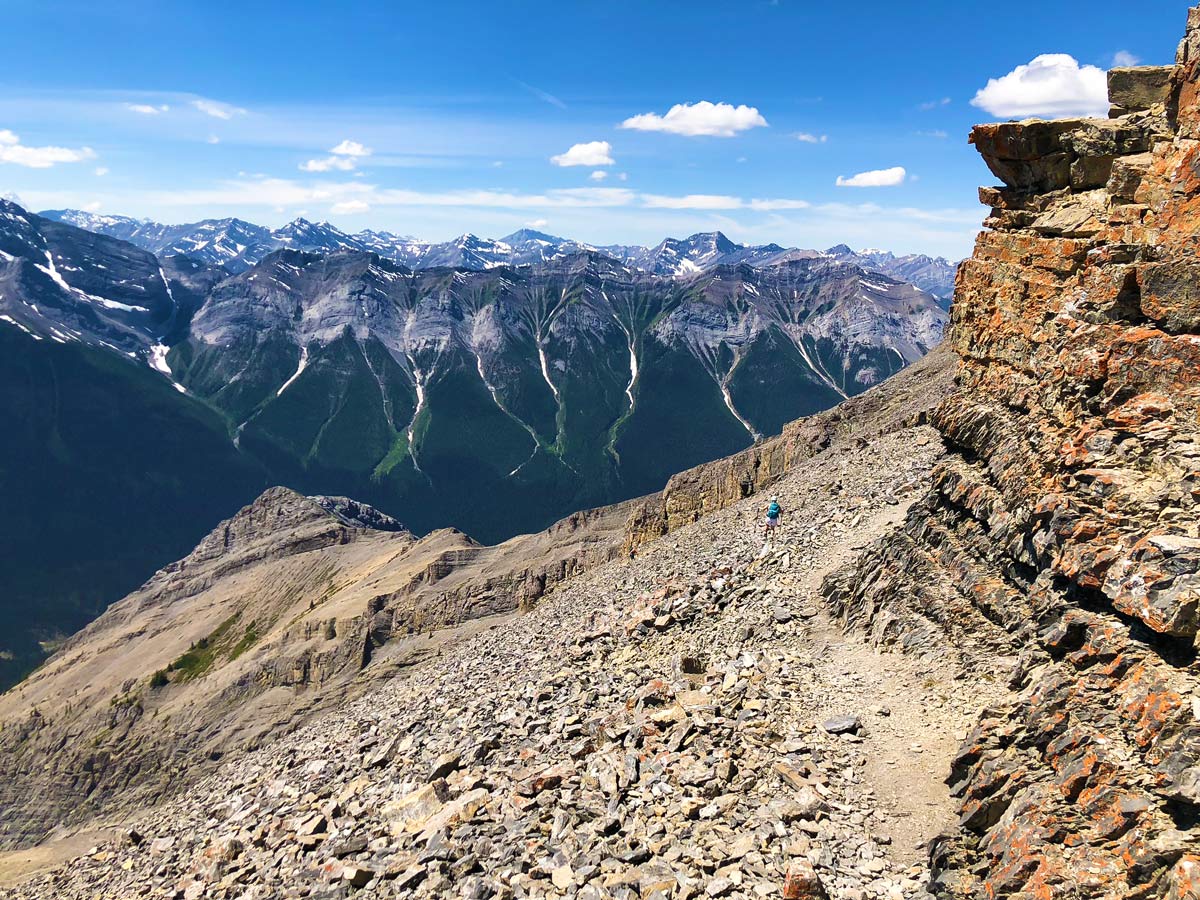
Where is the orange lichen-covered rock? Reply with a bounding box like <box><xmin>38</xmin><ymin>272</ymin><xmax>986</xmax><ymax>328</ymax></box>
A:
<box><xmin>823</xmin><ymin>6</ymin><xmax>1200</xmax><ymax>899</ymax></box>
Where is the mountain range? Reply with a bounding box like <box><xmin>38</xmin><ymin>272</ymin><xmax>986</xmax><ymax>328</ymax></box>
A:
<box><xmin>0</xmin><ymin>197</ymin><xmax>945</xmax><ymax>687</ymax></box>
<box><xmin>43</xmin><ymin>208</ymin><xmax>959</xmax><ymax>299</ymax></box>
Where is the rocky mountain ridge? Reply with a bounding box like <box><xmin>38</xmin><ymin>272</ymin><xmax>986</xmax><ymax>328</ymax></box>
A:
<box><xmin>42</xmin><ymin>208</ymin><xmax>959</xmax><ymax>297</ymax></box>
<box><xmin>0</xmin><ymin>482</ymin><xmax>641</xmax><ymax>851</ymax></box>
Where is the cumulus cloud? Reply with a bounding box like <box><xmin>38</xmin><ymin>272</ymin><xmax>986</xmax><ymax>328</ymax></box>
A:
<box><xmin>330</xmin><ymin>139</ymin><xmax>372</xmax><ymax>158</ymax></box>
<box><xmin>1112</xmin><ymin>50</ymin><xmax>1140</xmax><ymax>67</ymax></box>
<box><xmin>836</xmin><ymin>166</ymin><xmax>907</xmax><ymax>188</ymax></box>
<box><xmin>0</xmin><ymin>129</ymin><xmax>96</xmax><ymax>168</ymax></box>
<box><xmin>621</xmin><ymin>101</ymin><xmax>767</xmax><ymax>137</ymax></box>
<box><xmin>794</xmin><ymin>132</ymin><xmax>828</xmax><ymax>144</ymax></box>
<box><xmin>971</xmin><ymin>54</ymin><xmax>1108</xmax><ymax>118</ymax></box>
<box><xmin>94</xmin><ymin>166</ymin><xmax>109</xmax><ymax>176</ymax></box>
<box><xmin>550</xmin><ymin>141</ymin><xmax>614</xmax><ymax>167</ymax></box>
<box><xmin>526</xmin><ymin>218</ymin><xmax>549</xmax><ymax>228</ymax></box>
<box><xmin>302</xmin><ymin>139</ymin><xmax>373</xmax><ymax>173</ymax></box>
<box><xmin>331</xmin><ymin>199</ymin><xmax>370</xmax><ymax>214</ymax></box>
<box><xmin>589</xmin><ymin>170</ymin><xmax>608</xmax><ymax>181</ymax></box>
<box><xmin>191</xmin><ymin>98</ymin><xmax>247</xmax><ymax>120</ymax></box>
<box><xmin>207</xmin><ymin>135</ymin><xmax>221</xmax><ymax>145</ymax></box>
<box><xmin>126</xmin><ymin>103</ymin><xmax>169</xmax><ymax>115</ymax></box>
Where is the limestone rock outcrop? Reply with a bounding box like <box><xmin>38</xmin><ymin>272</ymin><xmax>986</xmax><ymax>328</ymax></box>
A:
<box><xmin>823</xmin><ymin>10</ymin><xmax>1200</xmax><ymax>898</ymax></box>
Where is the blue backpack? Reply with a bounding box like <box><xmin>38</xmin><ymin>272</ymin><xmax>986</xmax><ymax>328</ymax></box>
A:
<box><xmin>767</xmin><ymin>501</ymin><xmax>781</xmax><ymax>519</ymax></box>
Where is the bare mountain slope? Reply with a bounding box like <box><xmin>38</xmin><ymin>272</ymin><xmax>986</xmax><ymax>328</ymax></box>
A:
<box><xmin>0</xmin><ymin>487</ymin><xmax>633</xmax><ymax>850</ymax></box>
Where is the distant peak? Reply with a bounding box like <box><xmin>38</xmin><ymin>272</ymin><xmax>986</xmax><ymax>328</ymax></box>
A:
<box><xmin>500</xmin><ymin>228</ymin><xmax>568</xmax><ymax>245</ymax></box>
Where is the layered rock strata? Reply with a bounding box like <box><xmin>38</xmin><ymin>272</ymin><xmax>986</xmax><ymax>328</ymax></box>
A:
<box><xmin>823</xmin><ymin>12</ymin><xmax>1200</xmax><ymax>899</ymax></box>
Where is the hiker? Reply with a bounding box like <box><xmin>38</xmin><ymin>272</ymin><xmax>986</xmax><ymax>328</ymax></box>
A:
<box><xmin>764</xmin><ymin>495</ymin><xmax>783</xmax><ymax>536</ymax></box>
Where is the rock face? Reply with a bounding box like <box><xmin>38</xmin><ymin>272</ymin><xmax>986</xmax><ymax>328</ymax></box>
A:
<box><xmin>823</xmin><ymin>13</ymin><xmax>1200</xmax><ymax>898</ymax></box>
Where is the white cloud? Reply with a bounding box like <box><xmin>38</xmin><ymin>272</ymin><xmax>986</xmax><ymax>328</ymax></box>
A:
<box><xmin>158</xmin><ymin>177</ymin><xmax>639</xmax><ymax>212</ymax></box>
<box><xmin>126</xmin><ymin>103</ymin><xmax>169</xmax><ymax>115</ymax></box>
<box><xmin>916</xmin><ymin>129</ymin><xmax>949</xmax><ymax>139</ymax></box>
<box><xmin>83</xmin><ymin>201</ymin><xmax>102</xmax><ymax>212</ymax></box>
<box><xmin>300</xmin><ymin>156</ymin><xmax>356</xmax><ymax>172</ymax></box>
<box><xmin>191</xmin><ymin>98</ymin><xmax>247</xmax><ymax>120</ymax></box>
<box><xmin>1112</xmin><ymin>50</ymin><xmax>1140</xmax><ymax>67</ymax></box>
<box><xmin>794</xmin><ymin>132</ymin><xmax>828</xmax><ymax>144</ymax></box>
<box><xmin>918</xmin><ymin>97</ymin><xmax>951</xmax><ymax>111</ymax></box>
<box><xmin>302</xmin><ymin>139</ymin><xmax>372</xmax><ymax>173</ymax></box>
<box><xmin>971</xmin><ymin>54</ymin><xmax>1108</xmax><ymax>118</ymax></box>
<box><xmin>0</xmin><ymin>129</ymin><xmax>96</xmax><ymax>168</ymax></box>
<box><xmin>331</xmin><ymin>139</ymin><xmax>372</xmax><ymax>158</ymax></box>
<box><xmin>620</xmin><ymin>101</ymin><xmax>768</xmax><ymax>137</ymax></box>
<box><xmin>94</xmin><ymin>167</ymin><xmax>109</xmax><ymax>176</ymax></box>
<box><xmin>550</xmin><ymin>140</ymin><xmax>614</xmax><ymax>167</ymax></box>
<box><xmin>589</xmin><ymin>170</ymin><xmax>608</xmax><ymax>181</ymax></box>
<box><xmin>206</xmin><ymin>135</ymin><xmax>220</xmax><ymax>145</ymax></box>
<box><xmin>526</xmin><ymin>218</ymin><xmax>549</xmax><ymax>228</ymax></box>
<box><xmin>836</xmin><ymin>166</ymin><xmax>907</xmax><ymax>188</ymax></box>
<box><xmin>617</xmin><ymin>172</ymin><xmax>628</xmax><ymax>181</ymax></box>
<box><xmin>331</xmin><ymin>199</ymin><xmax>370</xmax><ymax>214</ymax></box>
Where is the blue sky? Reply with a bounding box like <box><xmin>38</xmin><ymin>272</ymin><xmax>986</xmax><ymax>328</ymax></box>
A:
<box><xmin>0</xmin><ymin>0</ymin><xmax>1191</xmax><ymax>258</ymax></box>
